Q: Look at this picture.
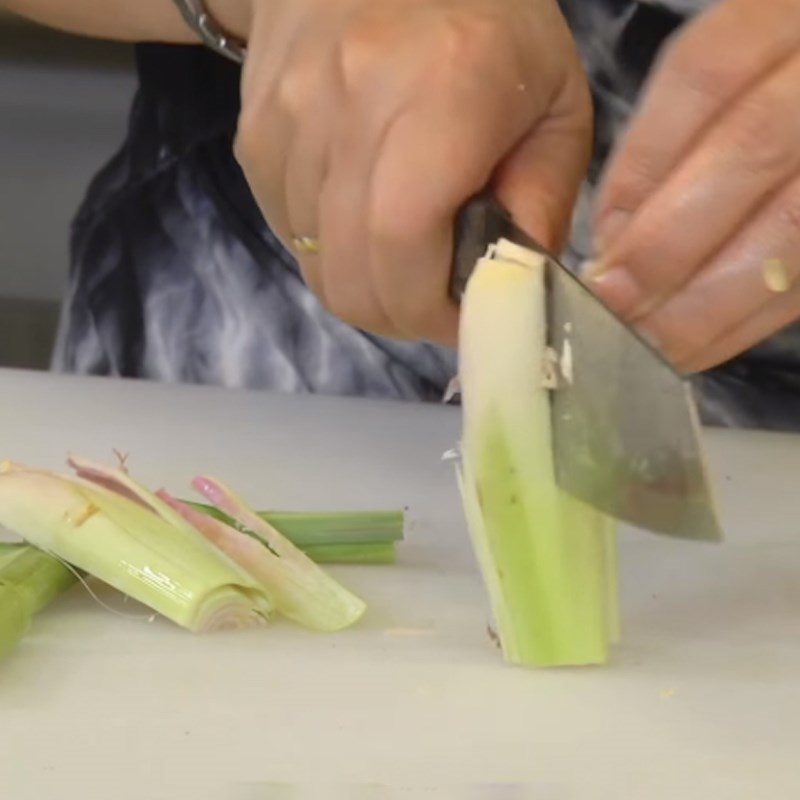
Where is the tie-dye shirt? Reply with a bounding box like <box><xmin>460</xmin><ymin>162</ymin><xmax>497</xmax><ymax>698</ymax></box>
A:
<box><xmin>52</xmin><ymin>0</ymin><xmax>800</xmax><ymax>430</ymax></box>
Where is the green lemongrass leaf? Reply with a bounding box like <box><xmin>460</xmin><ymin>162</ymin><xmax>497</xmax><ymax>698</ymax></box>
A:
<box><xmin>182</xmin><ymin>502</ymin><xmax>401</xmax><ymax>563</ymax></box>
<box><xmin>301</xmin><ymin>542</ymin><xmax>396</xmax><ymax>565</ymax></box>
<box><xmin>184</xmin><ymin>502</ymin><xmax>404</xmax><ymax>547</ymax></box>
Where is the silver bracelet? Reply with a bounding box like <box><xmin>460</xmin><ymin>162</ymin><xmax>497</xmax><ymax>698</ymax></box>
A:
<box><xmin>171</xmin><ymin>0</ymin><xmax>247</xmax><ymax>64</ymax></box>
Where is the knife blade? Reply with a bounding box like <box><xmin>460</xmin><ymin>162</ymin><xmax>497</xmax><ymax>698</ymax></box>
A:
<box><xmin>450</xmin><ymin>194</ymin><xmax>722</xmax><ymax>542</ymax></box>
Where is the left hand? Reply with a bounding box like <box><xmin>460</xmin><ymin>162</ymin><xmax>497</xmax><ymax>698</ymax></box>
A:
<box><xmin>590</xmin><ymin>0</ymin><xmax>800</xmax><ymax>372</ymax></box>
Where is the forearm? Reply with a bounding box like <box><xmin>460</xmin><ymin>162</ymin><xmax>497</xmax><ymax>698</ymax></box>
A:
<box><xmin>1</xmin><ymin>0</ymin><xmax>252</xmax><ymax>44</ymax></box>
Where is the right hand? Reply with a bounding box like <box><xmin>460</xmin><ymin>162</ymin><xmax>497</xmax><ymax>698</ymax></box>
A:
<box><xmin>233</xmin><ymin>0</ymin><xmax>592</xmax><ymax>346</ymax></box>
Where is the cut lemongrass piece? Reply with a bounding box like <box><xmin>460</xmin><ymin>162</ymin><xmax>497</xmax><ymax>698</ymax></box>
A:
<box><xmin>183</xmin><ymin>503</ymin><xmax>404</xmax><ymax>548</ymax></box>
<box><xmin>165</xmin><ymin>481</ymin><xmax>366</xmax><ymax>632</ymax></box>
<box><xmin>0</xmin><ymin>544</ymin><xmax>76</xmax><ymax>659</ymax></box>
<box><xmin>301</xmin><ymin>542</ymin><xmax>396</xmax><ymax>565</ymax></box>
<box><xmin>0</xmin><ymin>460</ymin><xmax>274</xmax><ymax>633</ymax></box>
<box><xmin>458</xmin><ymin>250</ymin><xmax>618</xmax><ymax>667</ymax></box>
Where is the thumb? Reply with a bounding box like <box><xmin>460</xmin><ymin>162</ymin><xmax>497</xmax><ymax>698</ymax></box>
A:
<box><xmin>493</xmin><ymin>104</ymin><xmax>592</xmax><ymax>252</ymax></box>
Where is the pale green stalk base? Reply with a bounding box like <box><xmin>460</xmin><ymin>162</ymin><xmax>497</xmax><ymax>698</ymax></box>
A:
<box><xmin>0</xmin><ymin>542</ymin><xmax>21</xmax><ymax>570</ymax></box>
<box><xmin>0</xmin><ymin>544</ymin><xmax>76</xmax><ymax>659</ymax></box>
<box><xmin>459</xmin><ymin>251</ymin><xmax>619</xmax><ymax>667</ymax></box>
<box><xmin>1</xmin><ymin>462</ymin><xmax>399</xmax><ymax>656</ymax></box>
<box><xmin>0</xmin><ymin>465</ymin><xmax>275</xmax><ymax>633</ymax></box>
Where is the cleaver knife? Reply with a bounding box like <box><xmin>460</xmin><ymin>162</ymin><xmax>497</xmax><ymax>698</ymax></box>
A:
<box><xmin>450</xmin><ymin>194</ymin><xmax>722</xmax><ymax>542</ymax></box>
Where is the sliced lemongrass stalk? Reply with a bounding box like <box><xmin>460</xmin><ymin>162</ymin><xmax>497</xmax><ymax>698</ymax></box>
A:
<box><xmin>0</xmin><ymin>542</ymin><xmax>23</xmax><ymax>570</ymax></box>
<box><xmin>184</xmin><ymin>502</ymin><xmax>403</xmax><ymax>549</ymax></box>
<box><xmin>458</xmin><ymin>248</ymin><xmax>618</xmax><ymax>667</ymax></box>
<box><xmin>177</xmin><ymin>478</ymin><xmax>367</xmax><ymax>632</ymax></box>
<box><xmin>71</xmin><ymin>457</ymin><xmax>394</xmax><ymax>571</ymax></box>
<box><xmin>244</xmin><ymin>510</ymin><xmax>404</xmax><ymax>546</ymax></box>
<box><xmin>0</xmin><ymin>544</ymin><xmax>77</xmax><ymax>659</ymax></box>
<box><xmin>161</xmin><ymin>489</ymin><xmax>366</xmax><ymax>631</ymax></box>
<box><xmin>0</xmin><ymin>461</ymin><xmax>274</xmax><ymax>632</ymax></box>
<box><xmin>301</xmin><ymin>542</ymin><xmax>395</xmax><ymax>565</ymax></box>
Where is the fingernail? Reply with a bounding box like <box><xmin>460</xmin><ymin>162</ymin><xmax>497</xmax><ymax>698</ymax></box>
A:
<box><xmin>581</xmin><ymin>258</ymin><xmax>605</xmax><ymax>279</ymax></box>
<box><xmin>763</xmin><ymin>258</ymin><xmax>792</xmax><ymax>293</ymax></box>
<box><xmin>594</xmin><ymin>209</ymin><xmax>631</xmax><ymax>253</ymax></box>
<box><xmin>590</xmin><ymin>266</ymin><xmax>643</xmax><ymax>316</ymax></box>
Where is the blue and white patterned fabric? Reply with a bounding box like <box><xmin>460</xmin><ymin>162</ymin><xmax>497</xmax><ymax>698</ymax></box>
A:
<box><xmin>52</xmin><ymin>0</ymin><xmax>800</xmax><ymax>430</ymax></box>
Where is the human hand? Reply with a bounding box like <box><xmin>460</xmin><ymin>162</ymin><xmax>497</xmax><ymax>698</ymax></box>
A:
<box><xmin>234</xmin><ymin>0</ymin><xmax>592</xmax><ymax>346</ymax></box>
<box><xmin>591</xmin><ymin>0</ymin><xmax>800</xmax><ymax>372</ymax></box>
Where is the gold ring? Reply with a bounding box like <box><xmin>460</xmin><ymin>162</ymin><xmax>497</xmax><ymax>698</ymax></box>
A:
<box><xmin>292</xmin><ymin>235</ymin><xmax>320</xmax><ymax>255</ymax></box>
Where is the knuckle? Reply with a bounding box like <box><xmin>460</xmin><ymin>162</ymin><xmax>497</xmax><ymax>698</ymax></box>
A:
<box><xmin>671</xmin><ymin>53</ymin><xmax>729</xmax><ymax>102</ymax></box>
<box><xmin>441</xmin><ymin>12</ymin><xmax>499</xmax><ymax>55</ymax></box>
<box><xmin>433</xmin><ymin>12</ymin><xmax>506</xmax><ymax>77</ymax></box>
<box><xmin>603</xmin><ymin>145</ymin><xmax>663</xmax><ymax>212</ymax></box>
<box><xmin>612</xmin><ymin>224</ymin><xmax>673</xmax><ymax>290</ymax></box>
<box><xmin>666</xmin><ymin>312</ymin><xmax>714</xmax><ymax>365</ymax></box>
<box><xmin>320</xmin><ymin>283</ymin><xmax>357</xmax><ymax>324</ymax></box>
<box><xmin>660</xmin><ymin>29</ymin><xmax>739</xmax><ymax>104</ymax></box>
<box><xmin>339</xmin><ymin>13</ymin><xmax>399</xmax><ymax>92</ymax></box>
<box><xmin>775</xmin><ymin>187</ymin><xmax>800</xmax><ymax>236</ymax></box>
<box><xmin>275</xmin><ymin>59</ymin><xmax>317</xmax><ymax>115</ymax></box>
<box><xmin>339</xmin><ymin>10</ymin><xmax>506</xmax><ymax>93</ymax></box>
<box><xmin>372</xmin><ymin>268</ymin><xmax>448</xmax><ymax>340</ymax></box>
<box><xmin>326</xmin><ymin>294</ymin><xmax>380</xmax><ymax>333</ymax></box>
<box><xmin>728</xmin><ymin>93</ymin><xmax>793</xmax><ymax>175</ymax></box>
<box><xmin>368</xmin><ymin>194</ymin><xmax>428</xmax><ymax>247</ymax></box>
<box><xmin>317</xmin><ymin>266</ymin><xmax>372</xmax><ymax>329</ymax></box>
<box><xmin>368</xmin><ymin>212</ymin><xmax>406</xmax><ymax>248</ymax></box>
<box><xmin>385</xmin><ymin>296</ymin><xmax>434</xmax><ymax>339</ymax></box>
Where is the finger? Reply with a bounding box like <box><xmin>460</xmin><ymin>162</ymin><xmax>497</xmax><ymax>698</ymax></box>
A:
<box><xmin>678</xmin><ymin>284</ymin><xmax>800</xmax><ymax>373</ymax></box>
<box><xmin>235</xmin><ymin>109</ymin><xmax>294</xmax><ymax>240</ymax></box>
<box><xmin>590</xmin><ymin>52</ymin><xmax>800</xmax><ymax>320</ymax></box>
<box><xmin>314</xmin><ymin>44</ymin><xmax>403</xmax><ymax>337</ymax></box>
<box><xmin>235</xmin><ymin>10</ymin><xmax>308</xmax><ymax>246</ymax></box>
<box><xmin>594</xmin><ymin>0</ymin><xmax>800</xmax><ymax>248</ymax></box>
<box><xmin>366</xmin><ymin>63</ymin><xmax>538</xmax><ymax>346</ymax></box>
<box><xmin>495</xmin><ymin>75</ymin><xmax>592</xmax><ymax>251</ymax></box>
<box><xmin>635</xmin><ymin>174</ymin><xmax>800</xmax><ymax>366</ymax></box>
<box><xmin>311</xmin><ymin>9</ymin><xmax>473</xmax><ymax>338</ymax></box>
<box><xmin>280</xmin><ymin>42</ymin><xmax>340</xmax><ymax>302</ymax></box>
<box><xmin>317</xmin><ymin>129</ymin><xmax>400</xmax><ymax>338</ymax></box>
<box><xmin>284</xmin><ymin>117</ymin><xmax>328</xmax><ymax>242</ymax></box>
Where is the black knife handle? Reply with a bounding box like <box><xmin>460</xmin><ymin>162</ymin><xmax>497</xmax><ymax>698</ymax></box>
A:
<box><xmin>449</xmin><ymin>193</ymin><xmax>540</xmax><ymax>300</ymax></box>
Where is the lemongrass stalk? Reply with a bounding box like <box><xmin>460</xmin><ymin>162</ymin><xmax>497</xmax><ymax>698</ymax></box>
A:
<box><xmin>262</xmin><ymin>511</ymin><xmax>404</xmax><ymax>546</ymax></box>
<box><xmin>184</xmin><ymin>502</ymin><xmax>403</xmax><ymax>561</ymax></box>
<box><xmin>222</xmin><ymin>508</ymin><xmax>402</xmax><ymax>547</ymax></box>
<box><xmin>0</xmin><ymin>545</ymin><xmax>76</xmax><ymax>659</ymax></box>
<box><xmin>301</xmin><ymin>542</ymin><xmax>395</xmax><ymax>564</ymax></box>
<box><xmin>458</xmin><ymin>243</ymin><xmax>618</xmax><ymax>667</ymax></box>
<box><xmin>0</xmin><ymin>461</ymin><xmax>274</xmax><ymax>632</ymax></box>
<box><xmin>0</xmin><ymin>542</ymin><xmax>22</xmax><ymax>569</ymax></box>
<box><xmin>176</xmin><ymin>477</ymin><xmax>367</xmax><ymax>631</ymax></box>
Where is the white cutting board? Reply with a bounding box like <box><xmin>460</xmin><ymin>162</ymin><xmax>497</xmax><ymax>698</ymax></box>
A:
<box><xmin>1</xmin><ymin>368</ymin><xmax>799</xmax><ymax>800</ymax></box>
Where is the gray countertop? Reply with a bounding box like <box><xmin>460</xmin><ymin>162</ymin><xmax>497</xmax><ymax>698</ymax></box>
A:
<box><xmin>2</xmin><ymin>368</ymin><xmax>800</xmax><ymax>798</ymax></box>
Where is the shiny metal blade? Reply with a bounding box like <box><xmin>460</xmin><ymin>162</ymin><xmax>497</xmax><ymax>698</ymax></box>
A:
<box><xmin>544</xmin><ymin>256</ymin><xmax>721</xmax><ymax>540</ymax></box>
<box><xmin>451</xmin><ymin>194</ymin><xmax>722</xmax><ymax>541</ymax></box>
